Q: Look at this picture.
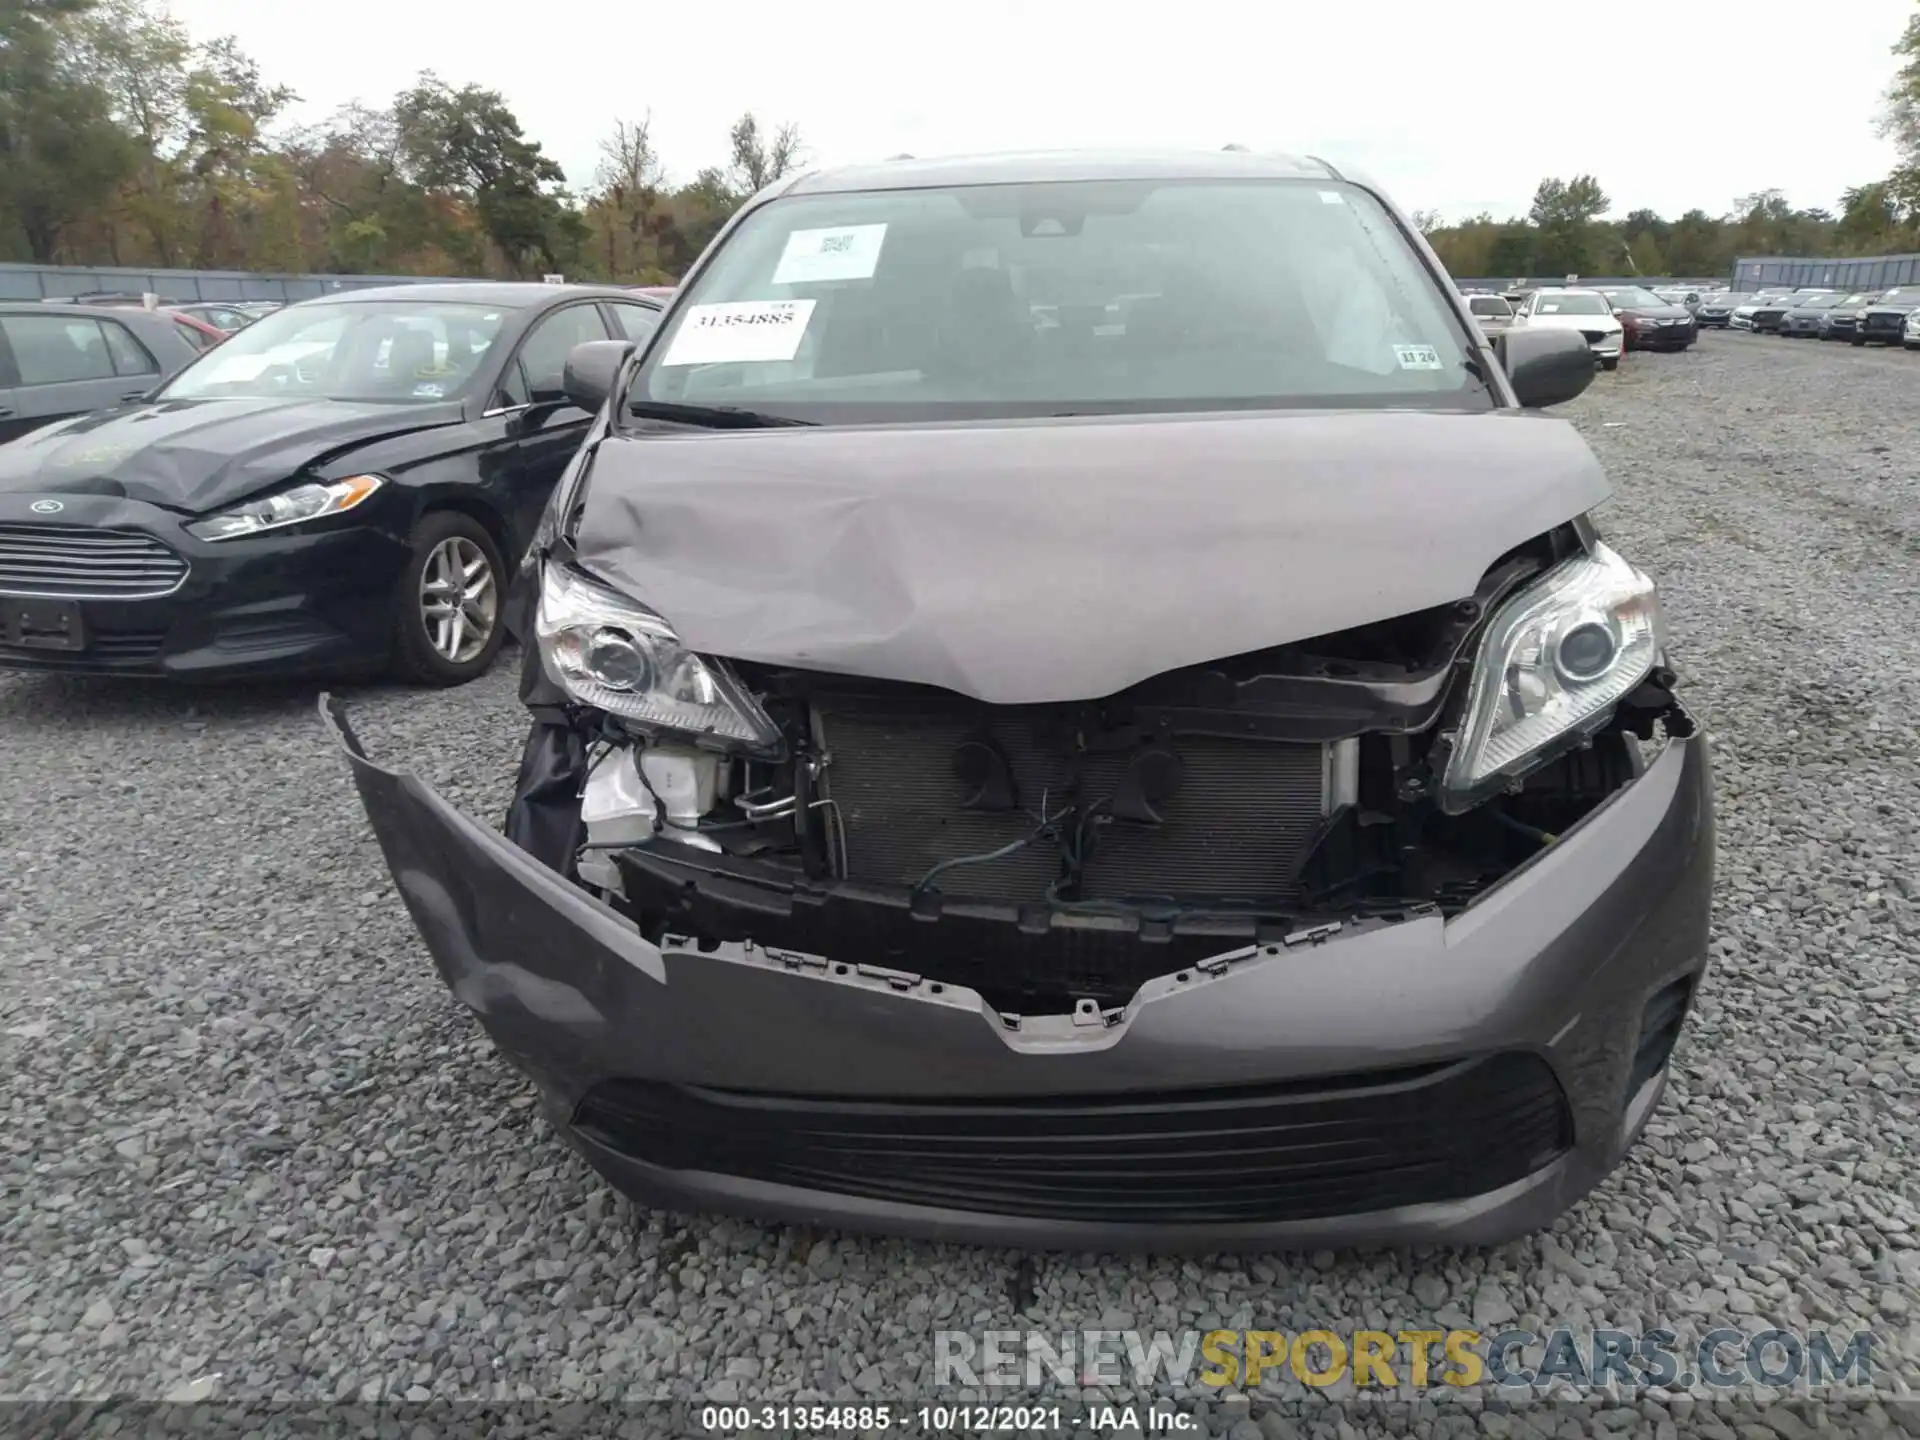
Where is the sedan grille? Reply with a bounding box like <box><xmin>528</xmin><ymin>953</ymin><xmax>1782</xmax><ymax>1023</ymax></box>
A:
<box><xmin>0</xmin><ymin>524</ymin><xmax>188</xmax><ymax>598</ymax></box>
<box><xmin>572</xmin><ymin>1052</ymin><xmax>1575</xmax><ymax>1225</ymax></box>
<box><xmin>1578</xmin><ymin>328</ymin><xmax>1610</xmax><ymax>343</ymax></box>
<box><xmin>1864</xmin><ymin>312</ymin><xmax>1905</xmax><ymax>334</ymax></box>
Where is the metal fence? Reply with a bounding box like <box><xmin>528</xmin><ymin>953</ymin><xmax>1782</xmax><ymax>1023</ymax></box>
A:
<box><xmin>0</xmin><ymin>262</ymin><xmax>466</xmax><ymax>304</ymax></box>
<box><xmin>1731</xmin><ymin>253</ymin><xmax>1920</xmax><ymax>291</ymax></box>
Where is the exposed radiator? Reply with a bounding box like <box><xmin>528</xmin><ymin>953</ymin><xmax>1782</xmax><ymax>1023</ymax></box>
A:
<box><xmin>812</xmin><ymin>703</ymin><xmax>1332</xmax><ymax>904</ymax></box>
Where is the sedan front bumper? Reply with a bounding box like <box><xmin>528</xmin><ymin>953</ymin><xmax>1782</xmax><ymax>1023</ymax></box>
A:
<box><xmin>327</xmin><ymin>700</ymin><xmax>1715</xmax><ymax>1252</ymax></box>
<box><xmin>0</xmin><ymin>492</ymin><xmax>409</xmax><ymax>679</ymax></box>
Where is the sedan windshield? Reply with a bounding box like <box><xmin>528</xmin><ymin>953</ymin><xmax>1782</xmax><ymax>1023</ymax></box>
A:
<box><xmin>1600</xmin><ymin>287</ymin><xmax>1667</xmax><ymax>308</ymax></box>
<box><xmin>631</xmin><ymin>178</ymin><xmax>1485</xmax><ymax>422</ymax></box>
<box><xmin>160</xmin><ymin>300</ymin><xmax>509</xmax><ymax>402</ymax></box>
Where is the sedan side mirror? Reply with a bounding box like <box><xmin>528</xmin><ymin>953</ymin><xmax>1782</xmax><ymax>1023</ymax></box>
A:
<box><xmin>1495</xmin><ymin>327</ymin><xmax>1595</xmax><ymax>408</ymax></box>
<box><xmin>562</xmin><ymin>340</ymin><xmax>636</xmax><ymax>415</ymax></box>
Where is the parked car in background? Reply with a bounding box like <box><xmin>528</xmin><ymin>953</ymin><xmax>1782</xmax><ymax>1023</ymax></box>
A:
<box><xmin>1594</xmin><ymin>286</ymin><xmax>1697</xmax><ymax>351</ymax></box>
<box><xmin>1749</xmin><ymin>290</ymin><xmax>1837</xmax><ymax>335</ymax></box>
<box><xmin>1780</xmin><ymin>293</ymin><xmax>1853</xmax><ymax>337</ymax></box>
<box><xmin>1727</xmin><ymin>290</ymin><xmax>1799</xmax><ymax>331</ymax></box>
<box><xmin>1464</xmin><ymin>292</ymin><xmax>1516</xmax><ymax>341</ymax></box>
<box><xmin>1695</xmin><ymin>292</ymin><xmax>1752</xmax><ymax>327</ymax></box>
<box><xmin>1515</xmin><ymin>287</ymin><xmax>1623</xmax><ymax>369</ymax></box>
<box><xmin>234</xmin><ymin>301</ymin><xmax>285</xmax><ymax>319</ymax></box>
<box><xmin>171</xmin><ymin>302</ymin><xmax>257</xmax><ymax>335</ymax></box>
<box><xmin>1856</xmin><ymin>286</ymin><xmax>1920</xmax><ymax>345</ymax></box>
<box><xmin>0</xmin><ymin>283</ymin><xmax>663</xmax><ymax>683</ymax></box>
<box><xmin>327</xmin><ymin>148</ymin><xmax>1710</xmax><ymax>1251</ymax></box>
<box><xmin>1822</xmin><ymin>292</ymin><xmax>1879</xmax><ymax>341</ymax></box>
<box><xmin>1904</xmin><ymin>311</ymin><xmax>1920</xmax><ymax>350</ymax></box>
<box><xmin>0</xmin><ymin>302</ymin><xmax>206</xmax><ymax>444</ymax></box>
<box><xmin>42</xmin><ymin>292</ymin><xmax>230</xmax><ymax>352</ymax></box>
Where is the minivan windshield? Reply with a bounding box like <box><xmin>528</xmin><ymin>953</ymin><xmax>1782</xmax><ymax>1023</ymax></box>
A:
<box><xmin>160</xmin><ymin>300</ymin><xmax>509</xmax><ymax>403</ymax></box>
<box><xmin>630</xmin><ymin>178</ymin><xmax>1485</xmax><ymax>423</ymax></box>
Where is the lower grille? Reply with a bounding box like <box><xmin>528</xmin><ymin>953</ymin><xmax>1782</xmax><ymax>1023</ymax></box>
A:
<box><xmin>572</xmin><ymin>1052</ymin><xmax>1574</xmax><ymax>1225</ymax></box>
<box><xmin>0</xmin><ymin>628</ymin><xmax>166</xmax><ymax>668</ymax></box>
<box><xmin>1627</xmin><ymin>978</ymin><xmax>1692</xmax><ymax>1098</ymax></box>
<box><xmin>813</xmin><ymin>703</ymin><xmax>1328</xmax><ymax>903</ymax></box>
<box><xmin>0</xmin><ymin>524</ymin><xmax>188</xmax><ymax>598</ymax></box>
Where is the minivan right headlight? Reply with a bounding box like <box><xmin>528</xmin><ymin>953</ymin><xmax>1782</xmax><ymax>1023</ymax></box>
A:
<box><xmin>1440</xmin><ymin>542</ymin><xmax>1664</xmax><ymax>813</ymax></box>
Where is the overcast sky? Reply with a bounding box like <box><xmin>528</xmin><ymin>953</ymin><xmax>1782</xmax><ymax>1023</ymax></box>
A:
<box><xmin>168</xmin><ymin>0</ymin><xmax>1910</xmax><ymax>222</ymax></box>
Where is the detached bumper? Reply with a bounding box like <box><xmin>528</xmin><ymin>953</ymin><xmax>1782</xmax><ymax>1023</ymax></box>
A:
<box><xmin>0</xmin><ymin>493</ymin><xmax>408</xmax><ymax>679</ymax></box>
<box><xmin>327</xmin><ymin>700</ymin><xmax>1716</xmax><ymax>1252</ymax></box>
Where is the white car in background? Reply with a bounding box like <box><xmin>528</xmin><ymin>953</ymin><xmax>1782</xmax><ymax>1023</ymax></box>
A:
<box><xmin>1515</xmin><ymin>287</ymin><xmax>1624</xmax><ymax>370</ymax></box>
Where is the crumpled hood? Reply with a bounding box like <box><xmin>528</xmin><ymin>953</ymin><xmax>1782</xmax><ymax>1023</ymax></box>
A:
<box><xmin>572</xmin><ymin>409</ymin><xmax>1613</xmax><ymax>705</ymax></box>
<box><xmin>0</xmin><ymin>396</ymin><xmax>463</xmax><ymax>513</ymax></box>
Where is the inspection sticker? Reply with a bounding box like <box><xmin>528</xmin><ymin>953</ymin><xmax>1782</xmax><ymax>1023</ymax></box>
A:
<box><xmin>772</xmin><ymin>224</ymin><xmax>888</xmax><ymax>284</ymax></box>
<box><xmin>660</xmin><ymin>299</ymin><xmax>817</xmax><ymax>366</ymax></box>
<box><xmin>1394</xmin><ymin>344</ymin><xmax>1446</xmax><ymax>370</ymax></box>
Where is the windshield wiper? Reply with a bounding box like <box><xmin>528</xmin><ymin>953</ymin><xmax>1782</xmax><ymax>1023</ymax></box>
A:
<box><xmin>626</xmin><ymin>400</ymin><xmax>815</xmax><ymax>428</ymax></box>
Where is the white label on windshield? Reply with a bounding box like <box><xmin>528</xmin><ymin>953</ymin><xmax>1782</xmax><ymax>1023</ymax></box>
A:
<box><xmin>659</xmin><ymin>300</ymin><xmax>816</xmax><ymax>366</ymax></box>
<box><xmin>1394</xmin><ymin>344</ymin><xmax>1445</xmax><ymax>371</ymax></box>
<box><xmin>1318</xmin><ymin>190</ymin><xmax>1345</xmax><ymax>204</ymax></box>
<box><xmin>772</xmin><ymin>224</ymin><xmax>888</xmax><ymax>285</ymax></box>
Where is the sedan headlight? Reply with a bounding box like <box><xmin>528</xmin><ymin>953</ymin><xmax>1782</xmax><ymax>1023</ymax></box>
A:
<box><xmin>535</xmin><ymin>562</ymin><xmax>779</xmax><ymax>748</ymax></box>
<box><xmin>186</xmin><ymin>474</ymin><xmax>383</xmax><ymax>541</ymax></box>
<box><xmin>1440</xmin><ymin>542</ymin><xmax>1664</xmax><ymax>813</ymax></box>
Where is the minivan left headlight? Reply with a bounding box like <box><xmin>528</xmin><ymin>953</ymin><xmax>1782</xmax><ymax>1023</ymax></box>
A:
<box><xmin>1440</xmin><ymin>542</ymin><xmax>1664</xmax><ymax>813</ymax></box>
<box><xmin>535</xmin><ymin>562</ymin><xmax>780</xmax><ymax>750</ymax></box>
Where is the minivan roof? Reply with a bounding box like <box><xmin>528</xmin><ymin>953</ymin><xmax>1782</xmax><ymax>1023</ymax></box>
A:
<box><xmin>781</xmin><ymin>149</ymin><xmax>1340</xmax><ymax>197</ymax></box>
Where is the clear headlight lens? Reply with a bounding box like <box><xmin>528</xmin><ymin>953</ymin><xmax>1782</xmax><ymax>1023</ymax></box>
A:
<box><xmin>1440</xmin><ymin>542</ymin><xmax>1664</xmax><ymax>813</ymax></box>
<box><xmin>186</xmin><ymin>474</ymin><xmax>383</xmax><ymax>541</ymax></box>
<box><xmin>535</xmin><ymin>563</ymin><xmax>778</xmax><ymax>748</ymax></box>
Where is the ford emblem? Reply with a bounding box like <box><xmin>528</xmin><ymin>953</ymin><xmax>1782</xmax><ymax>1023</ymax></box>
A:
<box><xmin>29</xmin><ymin>499</ymin><xmax>64</xmax><ymax>514</ymax></box>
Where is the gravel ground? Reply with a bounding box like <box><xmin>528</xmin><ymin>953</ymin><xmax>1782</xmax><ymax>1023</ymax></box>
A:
<box><xmin>3</xmin><ymin>331</ymin><xmax>1918</xmax><ymax>1434</ymax></box>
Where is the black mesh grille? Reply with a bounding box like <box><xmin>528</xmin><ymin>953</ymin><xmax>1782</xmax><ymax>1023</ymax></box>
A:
<box><xmin>573</xmin><ymin>1052</ymin><xmax>1573</xmax><ymax>1224</ymax></box>
<box><xmin>813</xmin><ymin>704</ymin><xmax>1327</xmax><ymax>903</ymax></box>
<box><xmin>0</xmin><ymin>627</ymin><xmax>165</xmax><ymax>668</ymax></box>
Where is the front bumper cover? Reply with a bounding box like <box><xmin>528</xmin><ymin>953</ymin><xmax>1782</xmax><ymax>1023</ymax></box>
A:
<box><xmin>326</xmin><ymin>698</ymin><xmax>1715</xmax><ymax>1251</ymax></box>
<box><xmin>0</xmin><ymin>492</ymin><xmax>409</xmax><ymax>678</ymax></box>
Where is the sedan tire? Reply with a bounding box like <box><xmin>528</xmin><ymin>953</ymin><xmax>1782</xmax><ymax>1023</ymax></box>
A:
<box><xmin>391</xmin><ymin>510</ymin><xmax>508</xmax><ymax>687</ymax></box>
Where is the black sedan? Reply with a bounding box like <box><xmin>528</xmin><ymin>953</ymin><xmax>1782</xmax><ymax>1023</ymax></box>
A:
<box><xmin>0</xmin><ymin>283</ymin><xmax>662</xmax><ymax>684</ymax></box>
<box><xmin>1749</xmin><ymin>291</ymin><xmax>1836</xmax><ymax>335</ymax></box>
<box><xmin>1</xmin><ymin>303</ymin><xmax>207</xmax><ymax>444</ymax></box>
<box><xmin>1855</xmin><ymin>285</ymin><xmax>1920</xmax><ymax>345</ymax></box>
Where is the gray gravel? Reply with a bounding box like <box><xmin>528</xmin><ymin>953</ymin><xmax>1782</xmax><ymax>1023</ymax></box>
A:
<box><xmin>3</xmin><ymin>331</ymin><xmax>1918</xmax><ymax>1430</ymax></box>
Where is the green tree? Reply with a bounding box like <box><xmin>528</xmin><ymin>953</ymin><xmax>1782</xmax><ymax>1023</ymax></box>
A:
<box><xmin>1626</xmin><ymin>232</ymin><xmax>1666</xmax><ymax>276</ymax></box>
<box><xmin>0</xmin><ymin>0</ymin><xmax>137</xmax><ymax>261</ymax></box>
<box><xmin>1529</xmin><ymin>175</ymin><xmax>1610</xmax><ymax>275</ymax></box>
<box><xmin>393</xmin><ymin>72</ymin><xmax>575</xmax><ymax>275</ymax></box>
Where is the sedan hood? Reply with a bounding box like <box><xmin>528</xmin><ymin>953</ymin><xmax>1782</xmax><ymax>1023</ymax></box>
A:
<box><xmin>0</xmin><ymin>396</ymin><xmax>464</xmax><ymax>513</ymax></box>
<box><xmin>571</xmin><ymin>409</ymin><xmax>1612</xmax><ymax>705</ymax></box>
<box><xmin>1617</xmin><ymin>304</ymin><xmax>1692</xmax><ymax>321</ymax></box>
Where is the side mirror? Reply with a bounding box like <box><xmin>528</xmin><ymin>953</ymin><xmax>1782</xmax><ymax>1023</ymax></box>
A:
<box><xmin>1495</xmin><ymin>327</ymin><xmax>1595</xmax><ymax>408</ymax></box>
<box><xmin>561</xmin><ymin>340</ymin><xmax>636</xmax><ymax>415</ymax></box>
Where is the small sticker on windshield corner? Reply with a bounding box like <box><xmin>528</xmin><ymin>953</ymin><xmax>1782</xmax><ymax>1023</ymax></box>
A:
<box><xmin>1318</xmin><ymin>190</ymin><xmax>1345</xmax><ymax>204</ymax></box>
<box><xmin>1394</xmin><ymin>344</ymin><xmax>1445</xmax><ymax>371</ymax></box>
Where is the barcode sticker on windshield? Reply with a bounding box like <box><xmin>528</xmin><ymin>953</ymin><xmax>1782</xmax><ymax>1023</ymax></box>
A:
<box><xmin>660</xmin><ymin>300</ymin><xmax>816</xmax><ymax>366</ymax></box>
<box><xmin>1394</xmin><ymin>344</ymin><xmax>1445</xmax><ymax>370</ymax></box>
<box><xmin>772</xmin><ymin>224</ymin><xmax>889</xmax><ymax>285</ymax></box>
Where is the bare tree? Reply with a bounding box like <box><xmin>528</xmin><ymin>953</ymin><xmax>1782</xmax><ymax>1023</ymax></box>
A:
<box><xmin>725</xmin><ymin>112</ymin><xmax>804</xmax><ymax>197</ymax></box>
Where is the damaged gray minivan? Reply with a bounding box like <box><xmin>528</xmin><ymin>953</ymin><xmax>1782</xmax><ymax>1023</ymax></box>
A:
<box><xmin>328</xmin><ymin>150</ymin><xmax>1714</xmax><ymax>1251</ymax></box>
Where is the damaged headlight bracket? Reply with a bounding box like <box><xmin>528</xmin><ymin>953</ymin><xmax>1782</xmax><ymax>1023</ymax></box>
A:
<box><xmin>1436</xmin><ymin>541</ymin><xmax>1667</xmax><ymax>814</ymax></box>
